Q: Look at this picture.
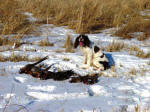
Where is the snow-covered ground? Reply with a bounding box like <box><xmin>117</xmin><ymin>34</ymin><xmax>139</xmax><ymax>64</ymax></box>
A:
<box><xmin>0</xmin><ymin>15</ymin><xmax>150</xmax><ymax>112</ymax></box>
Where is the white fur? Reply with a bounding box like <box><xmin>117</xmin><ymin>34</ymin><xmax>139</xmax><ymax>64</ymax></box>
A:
<box><xmin>80</xmin><ymin>46</ymin><xmax>93</xmax><ymax>69</ymax></box>
<box><xmin>93</xmin><ymin>49</ymin><xmax>108</xmax><ymax>70</ymax></box>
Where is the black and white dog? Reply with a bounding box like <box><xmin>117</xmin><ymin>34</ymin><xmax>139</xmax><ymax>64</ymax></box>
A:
<box><xmin>74</xmin><ymin>34</ymin><xmax>109</xmax><ymax>70</ymax></box>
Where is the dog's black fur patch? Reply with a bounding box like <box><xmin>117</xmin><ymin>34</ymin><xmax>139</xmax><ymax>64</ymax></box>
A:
<box><xmin>74</xmin><ymin>34</ymin><xmax>90</xmax><ymax>48</ymax></box>
<box><xmin>100</xmin><ymin>53</ymin><xmax>104</xmax><ymax>58</ymax></box>
<box><xmin>99</xmin><ymin>61</ymin><xmax>109</xmax><ymax>70</ymax></box>
<box><xmin>94</xmin><ymin>46</ymin><xmax>100</xmax><ymax>53</ymax></box>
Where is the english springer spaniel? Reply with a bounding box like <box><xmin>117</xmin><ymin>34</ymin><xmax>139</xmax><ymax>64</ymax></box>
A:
<box><xmin>74</xmin><ymin>34</ymin><xmax>109</xmax><ymax>70</ymax></box>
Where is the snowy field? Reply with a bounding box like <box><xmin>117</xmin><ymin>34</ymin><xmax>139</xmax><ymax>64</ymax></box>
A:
<box><xmin>0</xmin><ymin>14</ymin><xmax>150</xmax><ymax>112</ymax></box>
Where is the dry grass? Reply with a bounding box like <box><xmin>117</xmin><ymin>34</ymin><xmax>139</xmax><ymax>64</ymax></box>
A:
<box><xmin>140</xmin><ymin>68</ymin><xmax>148</xmax><ymax>76</ymax></box>
<box><xmin>0</xmin><ymin>53</ymin><xmax>43</xmax><ymax>62</ymax></box>
<box><xmin>133</xmin><ymin>105</ymin><xmax>150</xmax><ymax>112</ymax></box>
<box><xmin>137</xmin><ymin>32</ymin><xmax>150</xmax><ymax>41</ymax></box>
<box><xmin>115</xmin><ymin>18</ymin><xmax>150</xmax><ymax>39</ymax></box>
<box><xmin>0</xmin><ymin>68</ymin><xmax>7</xmax><ymax>76</ymax></box>
<box><xmin>63</xmin><ymin>58</ymin><xmax>70</xmax><ymax>61</ymax></box>
<box><xmin>18</xmin><ymin>0</ymin><xmax>150</xmax><ymax>36</ymax></box>
<box><xmin>63</xmin><ymin>34</ymin><xmax>74</xmax><ymax>53</ymax></box>
<box><xmin>129</xmin><ymin>68</ymin><xmax>138</xmax><ymax>76</ymax></box>
<box><xmin>1</xmin><ymin>0</ymin><xmax>150</xmax><ymax>40</ymax></box>
<box><xmin>0</xmin><ymin>37</ymin><xmax>12</xmax><ymax>46</ymax></box>
<box><xmin>39</xmin><ymin>38</ymin><xmax>54</xmax><ymax>46</ymax></box>
<box><xmin>0</xmin><ymin>0</ymin><xmax>150</xmax><ymax>40</ymax></box>
<box><xmin>55</xmin><ymin>49</ymin><xmax>64</xmax><ymax>53</ymax></box>
<box><xmin>105</xmin><ymin>43</ymin><xmax>150</xmax><ymax>59</ymax></box>
<box><xmin>128</xmin><ymin>45</ymin><xmax>140</xmax><ymax>53</ymax></box>
<box><xmin>136</xmin><ymin>50</ymin><xmax>150</xmax><ymax>58</ymax></box>
<box><xmin>105</xmin><ymin>41</ymin><xmax>125</xmax><ymax>52</ymax></box>
<box><xmin>0</xmin><ymin>36</ymin><xmax>22</xmax><ymax>47</ymax></box>
<box><xmin>0</xmin><ymin>0</ymin><xmax>33</xmax><ymax>35</ymax></box>
<box><xmin>148</xmin><ymin>61</ymin><xmax>150</xmax><ymax>65</ymax></box>
<box><xmin>134</xmin><ymin>105</ymin><xmax>140</xmax><ymax>112</ymax></box>
<box><xmin>111</xmin><ymin>66</ymin><xmax>116</xmax><ymax>72</ymax></box>
<box><xmin>128</xmin><ymin>45</ymin><xmax>150</xmax><ymax>58</ymax></box>
<box><xmin>142</xmin><ymin>106</ymin><xmax>150</xmax><ymax>112</ymax></box>
<box><xmin>128</xmin><ymin>67</ymin><xmax>147</xmax><ymax>76</ymax></box>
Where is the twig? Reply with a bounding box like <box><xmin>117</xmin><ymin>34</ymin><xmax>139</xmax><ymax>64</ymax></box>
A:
<box><xmin>3</xmin><ymin>84</ymin><xmax>14</xmax><ymax>112</ymax></box>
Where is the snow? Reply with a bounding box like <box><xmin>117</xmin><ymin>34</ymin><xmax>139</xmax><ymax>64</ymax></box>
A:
<box><xmin>14</xmin><ymin>76</ymin><xmax>27</xmax><ymax>83</ymax></box>
<box><xmin>88</xmin><ymin>85</ymin><xmax>108</xmax><ymax>96</ymax></box>
<box><xmin>0</xmin><ymin>14</ymin><xmax>150</xmax><ymax>112</ymax></box>
<box><xmin>24</xmin><ymin>12</ymin><xmax>37</xmax><ymax>22</ymax></box>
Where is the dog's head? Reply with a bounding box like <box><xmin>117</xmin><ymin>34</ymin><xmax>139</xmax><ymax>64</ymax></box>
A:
<box><xmin>74</xmin><ymin>34</ymin><xmax>90</xmax><ymax>48</ymax></box>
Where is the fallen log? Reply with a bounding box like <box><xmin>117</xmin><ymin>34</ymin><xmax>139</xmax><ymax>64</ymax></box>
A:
<box><xmin>19</xmin><ymin>56</ymin><xmax>98</xmax><ymax>85</ymax></box>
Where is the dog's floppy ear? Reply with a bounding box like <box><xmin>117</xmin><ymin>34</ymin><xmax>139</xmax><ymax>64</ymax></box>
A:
<box><xmin>83</xmin><ymin>35</ymin><xmax>90</xmax><ymax>47</ymax></box>
<box><xmin>94</xmin><ymin>46</ymin><xmax>100</xmax><ymax>53</ymax></box>
<box><xmin>74</xmin><ymin>35</ymin><xmax>80</xmax><ymax>48</ymax></box>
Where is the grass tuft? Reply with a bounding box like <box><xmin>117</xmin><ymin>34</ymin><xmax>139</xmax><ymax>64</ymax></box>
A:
<box><xmin>128</xmin><ymin>45</ymin><xmax>150</xmax><ymax>58</ymax></box>
<box><xmin>136</xmin><ymin>50</ymin><xmax>150</xmax><ymax>58</ymax></box>
<box><xmin>105</xmin><ymin>41</ymin><xmax>125</xmax><ymax>52</ymax></box>
<box><xmin>39</xmin><ymin>38</ymin><xmax>54</xmax><ymax>46</ymax></box>
<box><xmin>63</xmin><ymin>58</ymin><xmax>70</xmax><ymax>61</ymax></box>
<box><xmin>137</xmin><ymin>32</ymin><xmax>150</xmax><ymax>41</ymax></box>
<box><xmin>0</xmin><ymin>36</ymin><xmax>23</xmax><ymax>48</ymax></box>
<box><xmin>0</xmin><ymin>53</ymin><xmax>44</xmax><ymax>62</ymax></box>
<box><xmin>129</xmin><ymin>68</ymin><xmax>137</xmax><ymax>76</ymax></box>
<box><xmin>63</xmin><ymin>34</ymin><xmax>74</xmax><ymax>53</ymax></box>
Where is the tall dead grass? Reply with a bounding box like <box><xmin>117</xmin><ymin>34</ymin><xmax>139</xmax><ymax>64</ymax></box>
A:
<box><xmin>105</xmin><ymin>41</ymin><xmax>125</xmax><ymax>52</ymax></box>
<box><xmin>18</xmin><ymin>0</ymin><xmax>150</xmax><ymax>37</ymax></box>
<box><xmin>1</xmin><ymin>0</ymin><xmax>150</xmax><ymax>39</ymax></box>
<box><xmin>0</xmin><ymin>0</ymin><xmax>33</xmax><ymax>35</ymax></box>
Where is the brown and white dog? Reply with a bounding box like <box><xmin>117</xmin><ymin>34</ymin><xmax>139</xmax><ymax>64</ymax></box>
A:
<box><xmin>74</xmin><ymin>34</ymin><xmax>109</xmax><ymax>70</ymax></box>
